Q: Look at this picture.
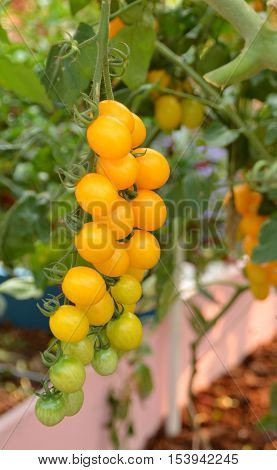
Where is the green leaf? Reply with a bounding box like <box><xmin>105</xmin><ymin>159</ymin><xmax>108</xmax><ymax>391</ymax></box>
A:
<box><xmin>134</xmin><ymin>363</ymin><xmax>153</xmax><ymax>400</ymax></box>
<box><xmin>252</xmin><ymin>215</ymin><xmax>277</xmax><ymax>263</ymax></box>
<box><xmin>0</xmin><ymin>277</ymin><xmax>43</xmax><ymax>300</ymax></box>
<box><xmin>202</xmin><ymin>121</ymin><xmax>240</xmax><ymax>147</ymax></box>
<box><xmin>0</xmin><ymin>192</ymin><xmax>49</xmax><ymax>262</ymax></box>
<box><xmin>0</xmin><ymin>57</ymin><xmax>52</xmax><ymax>110</ymax></box>
<box><xmin>69</xmin><ymin>0</ymin><xmax>91</xmax><ymax>15</ymax></box>
<box><xmin>42</xmin><ymin>23</ymin><xmax>97</xmax><ymax>107</ymax></box>
<box><xmin>0</xmin><ymin>25</ymin><xmax>9</xmax><ymax>44</ymax></box>
<box><xmin>112</xmin><ymin>16</ymin><xmax>156</xmax><ymax>89</ymax></box>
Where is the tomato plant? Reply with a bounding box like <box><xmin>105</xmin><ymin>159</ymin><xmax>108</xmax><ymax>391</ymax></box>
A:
<box><xmin>0</xmin><ymin>0</ymin><xmax>276</xmax><ymax>440</ymax></box>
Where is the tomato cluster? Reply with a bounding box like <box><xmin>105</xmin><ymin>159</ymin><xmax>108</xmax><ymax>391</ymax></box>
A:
<box><xmin>36</xmin><ymin>100</ymin><xmax>169</xmax><ymax>426</ymax></box>
<box><xmin>228</xmin><ymin>183</ymin><xmax>276</xmax><ymax>300</ymax></box>
<box><xmin>147</xmin><ymin>69</ymin><xmax>204</xmax><ymax>131</ymax></box>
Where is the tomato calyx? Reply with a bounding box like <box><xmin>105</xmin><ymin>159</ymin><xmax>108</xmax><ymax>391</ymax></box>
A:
<box><xmin>37</xmin><ymin>293</ymin><xmax>63</xmax><ymax>318</ymax></box>
<box><xmin>89</xmin><ymin>326</ymin><xmax>110</xmax><ymax>351</ymax></box>
<box><xmin>119</xmin><ymin>184</ymin><xmax>138</xmax><ymax>201</ymax></box>
<box><xmin>40</xmin><ymin>341</ymin><xmax>63</xmax><ymax>368</ymax></box>
<box><xmin>36</xmin><ymin>380</ymin><xmax>62</xmax><ymax>400</ymax></box>
<box><xmin>113</xmin><ymin>298</ymin><xmax>124</xmax><ymax>318</ymax></box>
<box><xmin>132</xmin><ymin>149</ymin><xmax>147</xmax><ymax>158</ymax></box>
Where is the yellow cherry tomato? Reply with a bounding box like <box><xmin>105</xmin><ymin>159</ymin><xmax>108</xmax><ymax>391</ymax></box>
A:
<box><xmin>99</xmin><ymin>100</ymin><xmax>134</xmax><ymax>132</ymax></box>
<box><xmin>96</xmin><ymin>153</ymin><xmax>138</xmax><ymax>190</ymax></box>
<box><xmin>155</xmin><ymin>95</ymin><xmax>182</xmax><ymax>131</ymax></box>
<box><xmin>62</xmin><ymin>267</ymin><xmax>106</xmax><ymax>306</ymax></box>
<box><xmin>181</xmin><ymin>99</ymin><xmax>204</xmax><ymax>129</ymax></box>
<box><xmin>131</xmin><ymin>189</ymin><xmax>167</xmax><ymax>231</ymax></box>
<box><xmin>106</xmin><ymin>312</ymin><xmax>142</xmax><ymax>351</ymax></box>
<box><xmin>250</xmin><ymin>281</ymin><xmax>269</xmax><ymax>300</ymax></box>
<box><xmin>128</xmin><ymin>229</ymin><xmax>160</xmax><ymax>269</ymax></box>
<box><xmin>75</xmin><ymin>222</ymin><xmax>115</xmax><ymax>265</ymax></box>
<box><xmin>135</xmin><ymin>148</ymin><xmax>170</xmax><ymax>190</ymax></box>
<box><xmin>109</xmin><ymin>16</ymin><xmax>124</xmax><ymax>39</ymax></box>
<box><xmin>131</xmin><ymin>113</ymin><xmax>147</xmax><ymax>148</ymax></box>
<box><xmin>111</xmin><ymin>274</ymin><xmax>142</xmax><ymax>305</ymax></box>
<box><xmin>87</xmin><ymin>115</ymin><xmax>132</xmax><ymax>160</ymax></box>
<box><xmin>94</xmin><ymin>243</ymin><xmax>130</xmax><ymax>277</ymax></box>
<box><xmin>126</xmin><ymin>266</ymin><xmax>145</xmax><ymax>282</ymax></box>
<box><xmin>98</xmin><ymin>197</ymin><xmax>134</xmax><ymax>240</ymax></box>
<box><xmin>79</xmin><ymin>292</ymin><xmax>114</xmax><ymax>326</ymax></box>
<box><xmin>50</xmin><ymin>305</ymin><xmax>89</xmax><ymax>343</ymax></box>
<box><xmin>75</xmin><ymin>173</ymin><xmax>118</xmax><ymax>219</ymax></box>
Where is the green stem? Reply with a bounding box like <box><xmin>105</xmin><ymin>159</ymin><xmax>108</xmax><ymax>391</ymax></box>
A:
<box><xmin>203</xmin><ymin>0</ymin><xmax>261</xmax><ymax>42</ymax></box>
<box><xmin>158</xmin><ymin>87</ymin><xmax>221</xmax><ymax>110</ymax></box>
<box><xmin>156</xmin><ymin>40</ymin><xmax>270</xmax><ymax>159</ymax></box>
<box><xmin>91</xmin><ymin>0</ymin><xmax>112</xmax><ymax>104</ymax></box>
<box><xmin>208</xmin><ymin>284</ymin><xmax>248</xmax><ymax>329</ymax></box>
<box><xmin>109</xmin><ymin>0</ymin><xmax>143</xmax><ymax>20</ymax></box>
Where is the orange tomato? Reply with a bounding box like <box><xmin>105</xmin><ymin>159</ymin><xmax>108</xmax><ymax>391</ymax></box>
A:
<box><xmin>62</xmin><ymin>267</ymin><xmax>106</xmax><ymax>306</ymax></box>
<box><xmin>131</xmin><ymin>113</ymin><xmax>147</xmax><ymax>148</ymax></box>
<box><xmin>131</xmin><ymin>189</ymin><xmax>167</xmax><ymax>231</ymax></box>
<box><xmin>155</xmin><ymin>95</ymin><xmax>182</xmax><ymax>131</ymax></box>
<box><xmin>94</xmin><ymin>243</ymin><xmax>130</xmax><ymax>277</ymax></box>
<box><xmin>75</xmin><ymin>173</ymin><xmax>118</xmax><ymax>219</ymax></box>
<box><xmin>96</xmin><ymin>153</ymin><xmax>138</xmax><ymax>190</ymax></box>
<box><xmin>239</xmin><ymin>214</ymin><xmax>267</xmax><ymax>237</ymax></box>
<box><xmin>87</xmin><ymin>115</ymin><xmax>132</xmax><ymax>160</ymax></box>
<box><xmin>109</xmin><ymin>16</ymin><xmax>124</xmax><ymax>39</ymax></box>
<box><xmin>224</xmin><ymin>183</ymin><xmax>262</xmax><ymax>216</ymax></box>
<box><xmin>128</xmin><ymin>229</ymin><xmax>160</xmax><ymax>269</ymax></box>
<box><xmin>79</xmin><ymin>292</ymin><xmax>114</xmax><ymax>326</ymax></box>
<box><xmin>242</xmin><ymin>235</ymin><xmax>258</xmax><ymax>256</ymax></box>
<box><xmin>99</xmin><ymin>100</ymin><xmax>134</xmax><ymax>132</ymax></box>
<box><xmin>135</xmin><ymin>148</ymin><xmax>170</xmax><ymax>190</ymax></box>
<box><xmin>98</xmin><ymin>197</ymin><xmax>134</xmax><ymax>240</ymax></box>
<box><xmin>75</xmin><ymin>222</ymin><xmax>115</xmax><ymax>265</ymax></box>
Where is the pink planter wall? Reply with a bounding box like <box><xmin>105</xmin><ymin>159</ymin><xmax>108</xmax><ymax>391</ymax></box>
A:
<box><xmin>0</xmin><ymin>286</ymin><xmax>276</xmax><ymax>450</ymax></box>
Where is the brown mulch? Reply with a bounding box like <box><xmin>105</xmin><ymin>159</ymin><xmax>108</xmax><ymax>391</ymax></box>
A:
<box><xmin>146</xmin><ymin>336</ymin><xmax>277</xmax><ymax>450</ymax></box>
<box><xmin>0</xmin><ymin>323</ymin><xmax>50</xmax><ymax>415</ymax></box>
